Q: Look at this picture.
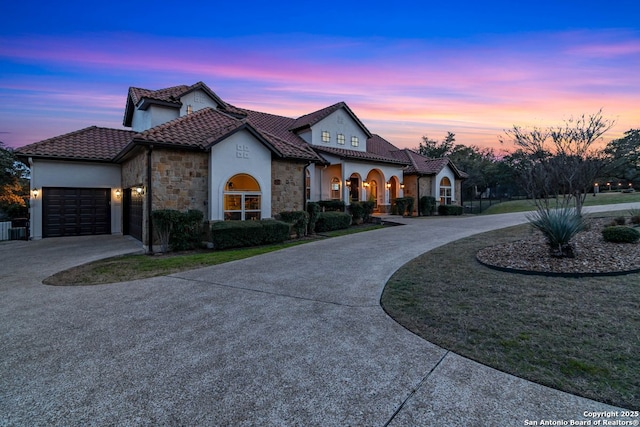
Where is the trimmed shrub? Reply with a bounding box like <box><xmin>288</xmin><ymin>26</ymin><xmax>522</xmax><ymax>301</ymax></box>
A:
<box><xmin>526</xmin><ymin>208</ymin><xmax>585</xmax><ymax>257</ymax></box>
<box><xmin>315</xmin><ymin>211</ymin><xmax>352</xmax><ymax>232</ymax></box>
<box><xmin>172</xmin><ymin>209</ymin><xmax>204</xmax><ymax>251</ymax></box>
<box><xmin>152</xmin><ymin>209</ymin><xmax>204</xmax><ymax>252</ymax></box>
<box><xmin>318</xmin><ymin>200</ymin><xmax>345</xmax><ymax>212</ymax></box>
<box><xmin>152</xmin><ymin>209</ymin><xmax>181</xmax><ymax>253</ymax></box>
<box><xmin>406</xmin><ymin>197</ymin><xmax>415</xmax><ymax>216</ymax></box>
<box><xmin>394</xmin><ymin>198</ymin><xmax>406</xmax><ymax>216</ymax></box>
<box><xmin>279</xmin><ymin>210</ymin><xmax>309</xmax><ymax>238</ymax></box>
<box><xmin>306</xmin><ymin>202</ymin><xmax>320</xmax><ymax>234</ymax></box>
<box><xmin>602</xmin><ymin>226</ymin><xmax>640</xmax><ymax>243</ymax></box>
<box><xmin>394</xmin><ymin>197</ymin><xmax>415</xmax><ymax>216</ymax></box>
<box><xmin>438</xmin><ymin>205</ymin><xmax>464</xmax><ymax>216</ymax></box>
<box><xmin>349</xmin><ymin>202</ymin><xmax>365</xmax><ymax>223</ymax></box>
<box><xmin>419</xmin><ymin>196</ymin><xmax>437</xmax><ymax>216</ymax></box>
<box><xmin>211</xmin><ymin>219</ymin><xmax>291</xmax><ymax>249</ymax></box>
<box><xmin>362</xmin><ymin>201</ymin><xmax>375</xmax><ymax>223</ymax></box>
<box><xmin>261</xmin><ymin>219</ymin><xmax>292</xmax><ymax>243</ymax></box>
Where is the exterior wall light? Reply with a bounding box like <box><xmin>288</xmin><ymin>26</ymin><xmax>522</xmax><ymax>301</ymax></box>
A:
<box><xmin>400</xmin><ymin>183</ymin><xmax>405</xmax><ymax>189</ymax></box>
<box><xmin>363</xmin><ymin>181</ymin><xmax>369</xmax><ymax>187</ymax></box>
<box><xmin>386</xmin><ymin>182</ymin><xmax>391</xmax><ymax>189</ymax></box>
<box><xmin>345</xmin><ymin>180</ymin><xmax>351</xmax><ymax>187</ymax></box>
<box><xmin>115</xmin><ymin>189</ymin><xmax>122</xmax><ymax>199</ymax></box>
<box><xmin>135</xmin><ymin>186</ymin><xmax>144</xmax><ymax>195</ymax></box>
<box><xmin>32</xmin><ymin>188</ymin><xmax>39</xmax><ymax>198</ymax></box>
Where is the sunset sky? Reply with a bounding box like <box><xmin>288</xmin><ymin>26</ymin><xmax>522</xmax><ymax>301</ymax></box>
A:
<box><xmin>1</xmin><ymin>1</ymin><xmax>639</xmax><ymax>153</ymax></box>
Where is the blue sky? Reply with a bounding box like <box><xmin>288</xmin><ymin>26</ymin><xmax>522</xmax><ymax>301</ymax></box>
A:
<box><xmin>1</xmin><ymin>0</ymin><xmax>639</xmax><ymax>151</ymax></box>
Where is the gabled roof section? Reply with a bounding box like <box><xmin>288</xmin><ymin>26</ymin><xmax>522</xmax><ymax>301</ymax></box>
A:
<box><xmin>14</xmin><ymin>126</ymin><xmax>136</xmax><ymax>162</ymax></box>
<box><xmin>256</xmin><ymin>129</ymin><xmax>326</xmax><ymax>162</ymax></box>
<box><xmin>243</xmin><ymin>109</ymin><xmax>325</xmax><ymax>162</ymax></box>
<box><xmin>366</xmin><ymin>134</ymin><xmax>467</xmax><ymax>177</ymax></box>
<box><xmin>288</xmin><ymin>102</ymin><xmax>372</xmax><ymax>138</ymax></box>
<box><xmin>126</xmin><ymin>107</ymin><xmax>324</xmax><ymax>163</ymax></box>
<box><xmin>133</xmin><ymin>107</ymin><xmax>245</xmax><ymax>149</ymax></box>
<box><xmin>123</xmin><ymin>81</ymin><xmax>239</xmax><ymax>127</ymax></box>
<box><xmin>400</xmin><ymin>149</ymin><xmax>468</xmax><ymax>178</ymax></box>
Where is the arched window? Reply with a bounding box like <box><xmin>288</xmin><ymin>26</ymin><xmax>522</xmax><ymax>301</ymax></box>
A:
<box><xmin>330</xmin><ymin>177</ymin><xmax>341</xmax><ymax>200</ymax></box>
<box><xmin>439</xmin><ymin>177</ymin><xmax>452</xmax><ymax>205</ymax></box>
<box><xmin>224</xmin><ymin>173</ymin><xmax>261</xmax><ymax>220</ymax></box>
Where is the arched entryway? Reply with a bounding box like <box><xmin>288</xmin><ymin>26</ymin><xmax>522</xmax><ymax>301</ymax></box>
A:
<box><xmin>365</xmin><ymin>169</ymin><xmax>385</xmax><ymax>211</ymax></box>
<box><xmin>224</xmin><ymin>173</ymin><xmax>261</xmax><ymax>220</ymax></box>
<box><xmin>368</xmin><ymin>180</ymin><xmax>378</xmax><ymax>208</ymax></box>
<box><xmin>348</xmin><ymin>174</ymin><xmax>361</xmax><ymax>202</ymax></box>
<box><xmin>388</xmin><ymin>176</ymin><xmax>400</xmax><ymax>203</ymax></box>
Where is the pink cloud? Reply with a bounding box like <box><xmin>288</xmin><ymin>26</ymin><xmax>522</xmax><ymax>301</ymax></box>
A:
<box><xmin>1</xmin><ymin>31</ymin><xmax>638</xmax><ymax>151</ymax></box>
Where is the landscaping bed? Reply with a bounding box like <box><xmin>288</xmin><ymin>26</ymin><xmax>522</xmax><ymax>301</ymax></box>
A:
<box><xmin>477</xmin><ymin>218</ymin><xmax>640</xmax><ymax>276</ymax></box>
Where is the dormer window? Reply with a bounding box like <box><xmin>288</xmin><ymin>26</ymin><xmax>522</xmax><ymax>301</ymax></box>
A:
<box><xmin>322</xmin><ymin>131</ymin><xmax>330</xmax><ymax>143</ymax></box>
<box><xmin>187</xmin><ymin>105</ymin><xmax>193</xmax><ymax>114</ymax></box>
<box><xmin>337</xmin><ymin>134</ymin><xmax>345</xmax><ymax>145</ymax></box>
<box><xmin>351</xmin><ymin>136</ymin><xmax>359</xmax><ymax>147</ymax></box>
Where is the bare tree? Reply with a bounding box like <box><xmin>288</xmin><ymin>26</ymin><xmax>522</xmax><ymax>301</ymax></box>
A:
<box><xmin>502</xmin><ymin>110</ymin><xmax>614</xmax><ymax>214</ymax></box>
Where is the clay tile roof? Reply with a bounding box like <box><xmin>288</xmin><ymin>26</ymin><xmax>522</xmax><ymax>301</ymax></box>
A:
<box><xmin>135</xmin><ymin>108</ymin><xmax>244</xmax><ymax>148</ymax></box>
<box><xmin>129</xmin><ymin>84</ymin><xmax>189</xmax><ymax>106</ymax></box>
<box><xmin>400</xmin><ymin>149</ymin><xmax>468</xmax><ymax>178</ymax></box>
<box><xmin>243</xmin><ymin>110</ymin><xmax>325</xmax><ymax>162</ymax></box>
<box><xmin>289</xmin><ymin>102</ymin><xmax>345</xmax><ymax>131</ymax></box>
<box><xmin>312</xmin><ymin>145</ymin><xmax>408</xmax><ymax>165</ymax></box>
<box><xmin>14</xmin><ymin>126</ymin><xmax>136</xmax><ymax>161</ymax></box>
<box><xmin>256</xmin><ymin>129</ymin><xmax>325</xmax><ymax>162</ymax></box>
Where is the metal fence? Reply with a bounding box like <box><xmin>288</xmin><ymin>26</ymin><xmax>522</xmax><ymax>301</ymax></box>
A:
<box><xmin>0</xmin><ymin>220</ymin><xmax>28</xmax><ymax>241</ymax></box>
<box><xmin>0</xmin><ymin>221</ymin><xmax>11</xmax><ymax>241</ymax></box>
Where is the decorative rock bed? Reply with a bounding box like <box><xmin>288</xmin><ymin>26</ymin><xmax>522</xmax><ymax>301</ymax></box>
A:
<box><xmin>476</xmin><ymin>219</ymin><xmax>640</xmax><ymax>277</ymax></box>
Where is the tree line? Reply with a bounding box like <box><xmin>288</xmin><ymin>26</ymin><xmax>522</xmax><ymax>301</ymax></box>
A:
<box><xmin>416</xmin><ymin>111</ymin><xmax>639</xmax><ymax>212</ymax></box>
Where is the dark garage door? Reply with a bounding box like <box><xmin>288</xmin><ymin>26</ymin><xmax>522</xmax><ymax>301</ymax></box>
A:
<box><xmin>43</xmin><ymin>187</ymin><xmax>111</xmax><ymax>238</ymax></box>
<box><xmin>123</xmin><ymin>188</ymin><xmax>143</xmax><ymax>242</ymax></box>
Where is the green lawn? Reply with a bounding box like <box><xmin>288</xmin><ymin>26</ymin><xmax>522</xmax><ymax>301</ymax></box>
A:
<box><xmin>480</xmin><ymin>192</ymin><xmax>640</xmax><ymax>215</ymax></box>
<box><xmin>381</xmin><ymin>219</ymin><xmax>640</xmax><ymax>410</ymax></box>
<box><xmin>44</xmin><ymin>224</ymin><xmax>384</xmax><ymax>285</ymax></box>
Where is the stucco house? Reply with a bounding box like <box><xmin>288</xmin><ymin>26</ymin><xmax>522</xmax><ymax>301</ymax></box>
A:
<box><xmin>16</xmin><ymin>82</ymin><xmax>466</xmax><ymax>250</ymax></box>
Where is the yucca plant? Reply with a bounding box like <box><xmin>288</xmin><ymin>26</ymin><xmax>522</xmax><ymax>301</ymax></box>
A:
<box><xmin>526</xmin><ymin>208</ymin><xmax>585</xmax><ymax>257</ymax></box>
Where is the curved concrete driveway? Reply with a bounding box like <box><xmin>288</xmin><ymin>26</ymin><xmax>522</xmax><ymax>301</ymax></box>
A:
<box><xmin>1</xmin><ymin>205</ymin><xmax>632</xmax><ymax>426</ymax></box>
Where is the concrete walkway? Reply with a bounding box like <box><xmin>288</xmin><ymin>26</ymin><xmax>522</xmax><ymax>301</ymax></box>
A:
<box><xmin>1</xmin><ymin>205</ymin><xmax>634</xmax><ymax>426</ymax></box>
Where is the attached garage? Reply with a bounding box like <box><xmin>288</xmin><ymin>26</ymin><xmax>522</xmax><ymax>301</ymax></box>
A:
<box><xmin>43</xmin><ymin>187</ymin><xmax>111</xmax><ymax>238</ymax></box>
<box><xmin>123</xmin><ymin>188</ymin><xmax>143</xmax><ymax>241</ymax></box>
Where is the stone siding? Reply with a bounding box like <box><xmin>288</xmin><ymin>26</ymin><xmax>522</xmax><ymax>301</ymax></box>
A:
<box><xmin>272</xmin><ymin>160</ymin><xmax>306</xmax><ymax>214</ymax></box>
<box><xmin>151</xmin><ymin>149</ymin><xmax>209</xmax><ymax>214</ymax></box>
<box><xmin>121</xmin><ymin>149</ymin><xmax>147</xmax><ymax>189</ymax></box>
<box><xmin>121</xmin><ymin>149</ymin><xmax>149</xmax><ymax>246</ymax></box>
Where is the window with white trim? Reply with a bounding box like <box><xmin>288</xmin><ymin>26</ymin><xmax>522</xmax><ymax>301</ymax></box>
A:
<box><xmin>351</xmin><ymin>136</ymin><xmax>359</xmax><ymax>147</ymax></box>
<box><xmin>224</xmin><ymin>173</ymin><xmax>261</xmax><ymax>220</ymax></box>
<box><xmin>439</xmin><ymin>177</ymin><xmax>452</xmax><ymax>205</ymax></box>
<box><xmin>330</xmin><ymin>177</ymin><xmax>341</xmax><ymax>200</ymax></box>
<box><xmin>322</xmin><ymin>131</ymin><xmax>330</xmax><ymax>143</ymax></box>
<box><xmin>337</xmin><ymin>133</ymin><xmax>345</xmax><ymax>145</ymax></box>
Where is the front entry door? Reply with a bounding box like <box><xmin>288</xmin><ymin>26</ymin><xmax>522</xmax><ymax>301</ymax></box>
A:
<box><xmin>349</xmin><ymin>177</ymin><xmax>359</xmax><ymax>202</ymax></box>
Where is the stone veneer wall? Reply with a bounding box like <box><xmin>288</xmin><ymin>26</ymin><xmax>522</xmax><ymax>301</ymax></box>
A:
<box><xmin>455</xmin><ymin>179</ymin><xmax>463</xmax><ymax>205</ymax></box>
<box><xmin>121</xmin><ymin>147</ymin><xmax>209</xmax><ymax>249</ymax></box>
<box><xmin>121</xmin><ymin>149</ymin><xmax>149</xmax><ymax>245</ymax></box>
<box><xmin>271</xmin><ymin>159</ymin><xmax>307</xmax><ymax>214</ymax></box>
<box><xmin>151</xmin><ymin>149</ymin><xmax>209</xmax><ymax>213</ymax></box>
